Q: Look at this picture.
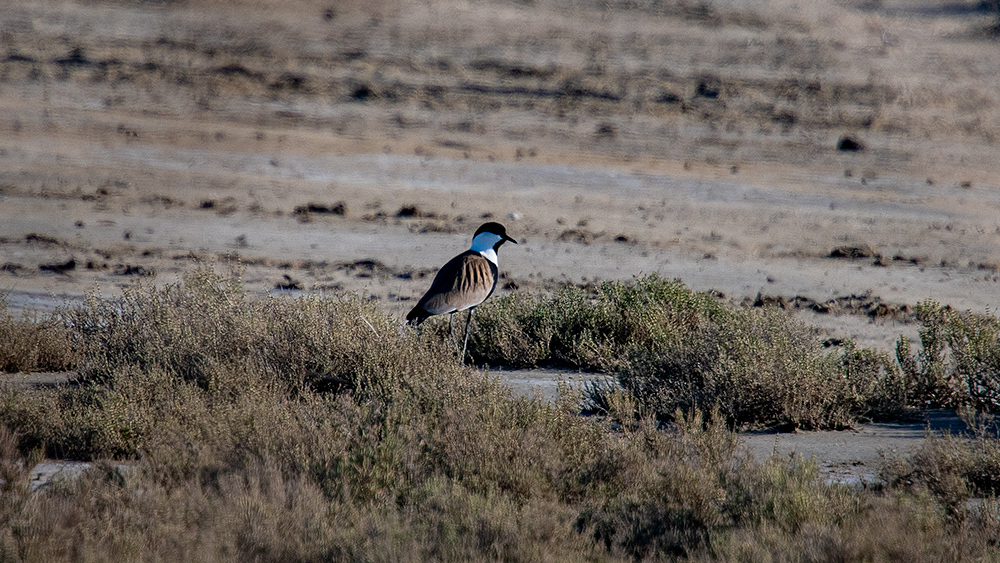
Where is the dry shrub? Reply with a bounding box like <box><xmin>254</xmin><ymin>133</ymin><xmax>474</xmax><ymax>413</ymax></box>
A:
<box><xmin>882</xmin><ymin>411</ymin><xmax>1000</xmax><ymax>511</ymax></box>
<box><xmin>471</xmin><ymin>275</ymin><xmax>726</xmax><ymax>371</ymax></box>
<box><xmin>0</xmin><ymin>299</ymin><xmax>77</xmax><ymax>373</ymax></box>
<box><xmin>71</xmin><ymin>269</ymin><xmax>459</xmax><ymax>402</ymax></box>
<box><xmin>898</xmin><ymin>300</ymin><xmax>1000</xmax><ymax>410</ymax></box>
<box><xmin>0</xmin><ymin>426</ymin><xmax>42</xmax><ymax>561</ymax></box>
<box><xmin>3</xmin><ymin>268</ymin><xmax>475</xmax><ymax>462</ymax></box>
<box><xmin>0</xmin><ymin>269</ymin><xmax>613</xmax><ymax>559</ymax></box>
<box><xmin>702</xmin><ymin>490</ymin><xmax>1000</xmax><ymax>563</ymax></box>
<box><xmin>475</xmin><ymin>275</ymin><xmax>905</xmax><ymax>429</ymax></box>
<box><xmin>574</xmin><ymin>408</ymin><xmax>1000</xmax><ymax>562</ymax></box>
<box><xmin>574</xmin><ymin>410</ymin><xmax>744</xmax><ymax>558</ymax></box>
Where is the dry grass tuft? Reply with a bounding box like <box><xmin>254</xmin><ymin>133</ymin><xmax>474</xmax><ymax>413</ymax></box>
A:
<box><xmin>0</xmin><ymin>298</ymin><xmax>78</xmax><ymax>373</ymax></box>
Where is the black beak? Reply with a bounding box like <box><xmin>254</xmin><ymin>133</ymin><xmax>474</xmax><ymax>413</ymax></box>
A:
<box><xmin>504</xmin><ymin>234</ymin><xmax>518</xmax><ymax>244</ymax></box>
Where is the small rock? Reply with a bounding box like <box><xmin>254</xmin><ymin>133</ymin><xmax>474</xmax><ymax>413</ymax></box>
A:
<box><xmin>837</xmin><ymin>136</ymin><xmax>865</xmax><ymax>152</ymax></box>
<box><xmin>829</xmin><ymin>246</ymin><xmax>876</xmax><ymax>259</ymax></box>
<box><xmin>40</xmin><ymin>259</ymin><xmax>76</xmax><ymax>274</ymax></box>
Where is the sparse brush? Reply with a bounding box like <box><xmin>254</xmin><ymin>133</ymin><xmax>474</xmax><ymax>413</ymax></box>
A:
<box><xmin>471</xmin><ymin>274</ymin><xmax>725</xmax><ymax>371</ymax></box>
<box><xmin>898</xmin><ymin>300</ymin><xmax>1000</xmax><ymax>410</ymax></box>
<box><xmin>1</xmin><ymin>271</ymin><xmax>1000</xmax><ymax>560</ymax></box>
<box><xmin>0</xmin><ymin>298</ymin><xmax>78</xmax><ymax>373</ymax></box>
<box><xmin>476</xmin><ymin>275</ymin><xmax>905</xmax><ymax>429</ymax></box>
<box><xmin>882</xmin><ymin>409</ymin><xmax>1000</xmax><ymax>511</ymax></box>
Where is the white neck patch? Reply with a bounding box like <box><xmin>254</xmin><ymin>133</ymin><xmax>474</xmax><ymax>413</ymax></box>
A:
<box><xmin>470</xmin><ymin>232</ymin><xmax>502</xmax><ymax>265</ymax></box>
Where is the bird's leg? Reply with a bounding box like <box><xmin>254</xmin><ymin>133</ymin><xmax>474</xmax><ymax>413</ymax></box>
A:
<box><xmin>449</xmin><ymin>313</ymin><xmax>456</xmax><ymax>351</ymax></box>
<box><xmin>460</xmin><ymin>308</ymin><xmax>475</xmax><ymax>364</ymax></box>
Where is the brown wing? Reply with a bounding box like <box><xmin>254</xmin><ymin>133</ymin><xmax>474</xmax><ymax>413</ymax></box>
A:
<box><xmin>409</xmin><ymin>251</ymin><xmax>498</xmax><ymax>320</ymax></box>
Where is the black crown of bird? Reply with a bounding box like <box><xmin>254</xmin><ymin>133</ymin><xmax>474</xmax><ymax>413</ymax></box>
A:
<box><xmin>406</xmin><ymin>222</ymin><xmax>517</xmax><ymax>360</ymax></box>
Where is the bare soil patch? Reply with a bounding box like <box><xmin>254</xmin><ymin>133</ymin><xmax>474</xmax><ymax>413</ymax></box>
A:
<box><xmin>741</xmin><ymin>410</ymin><xmax>975</xmax><ymax>485</ymax></box>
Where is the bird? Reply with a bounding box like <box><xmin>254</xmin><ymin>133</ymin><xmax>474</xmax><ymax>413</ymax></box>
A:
<box><xmin>406</xmin><ymin>222</ymin><xmax>517</xmax><ymax>361</ymax></box>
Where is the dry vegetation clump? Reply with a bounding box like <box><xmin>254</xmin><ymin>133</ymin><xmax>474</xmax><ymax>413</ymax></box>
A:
<box><xmin>470</xmin><ymin>275</ymin><xmax>729</xmax><ymax>371</ymax></box>
<box><xmin>1</xmin><ymin>406</ymin><xmax>998</xmax><ymax>561</ymax></box>
<box><xmin>0</xmin><ymin>272</ymin><xmax>999</xmax><ymax>559</ymax></box>
<box><xmin>473</xmin><ymin>275</ymin><xmax>906</xmax><ymax>429</ymax></box>
<box><xmin>897</xmin><ymin>300</ymin><xmax>1000</xmax><ymax>411</ymax></box>
<box><xmin>882</xmin><ymin>411</ymin><xmax>1000</xmax><ymax>515</ymax></box>
<box><xmin>0</xmin><ymin>299</ymin><xmax>78</xmax><ymax>374</ymax></box>
<box><xmin>71</xmin><ymin>270</ymin><xmax>406</xmax><ymax>391</ymax></box>
<box><xmin>618</xmin><ymin>319</ymin><xmax>905</xmax><ymax>430</ymax></box>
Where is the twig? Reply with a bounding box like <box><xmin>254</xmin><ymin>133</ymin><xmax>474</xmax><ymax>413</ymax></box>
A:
<box><xmin>360</xmin><ymin>314</ymin><xmax>379</xmax><ymax>337</ymax></box>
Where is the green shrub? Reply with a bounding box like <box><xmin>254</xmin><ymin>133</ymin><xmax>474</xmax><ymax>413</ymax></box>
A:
<box><xmin>618</xmin><ymin>314</ymin><xmax>905</xmax><ymax>429</ymax></box>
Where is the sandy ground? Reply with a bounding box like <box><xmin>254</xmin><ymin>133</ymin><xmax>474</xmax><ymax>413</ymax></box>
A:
<box><xmin>3</xmin><ymin>0</ymin><xmax>1000</xmax><ymax>481</ymax></box>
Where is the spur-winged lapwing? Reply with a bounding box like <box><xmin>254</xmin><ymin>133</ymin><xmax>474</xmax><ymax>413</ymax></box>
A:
<box><xmin>406</xmin><ymin>222</ymin><xmax>517</xmax><ymax>361</ymax></box>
